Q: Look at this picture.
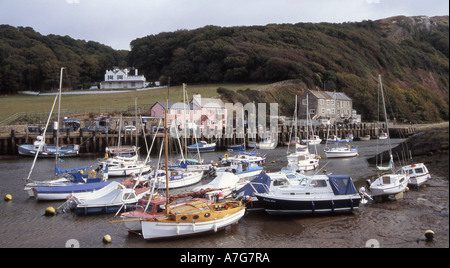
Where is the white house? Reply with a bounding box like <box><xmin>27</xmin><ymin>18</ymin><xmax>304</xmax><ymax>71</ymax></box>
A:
<box><xmin>100</xmin><ymin>67</ymin><xmax>146</xmax><ymax>89</ymax></box>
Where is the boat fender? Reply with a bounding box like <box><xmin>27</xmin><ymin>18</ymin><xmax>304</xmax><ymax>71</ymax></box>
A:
<box><xmin>89</xmin><ymin>170</ymin><xmax>96</xmax><ymax>178</ymax></box>
<box><xmin>224</xmin><ymin>154</ymin><xmax>229</xmax><ymax>159</ymax></box>
<box><xmin>104</xmin><ymin>153</ymin><xmax>109</xmax><ymax>159</ymax></box>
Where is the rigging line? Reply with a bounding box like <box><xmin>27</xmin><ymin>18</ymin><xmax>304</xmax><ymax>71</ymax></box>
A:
<box><xmin>25</xmin><ymin>87</ymin><xmax>59</xmax><ymax>183</ymax></box>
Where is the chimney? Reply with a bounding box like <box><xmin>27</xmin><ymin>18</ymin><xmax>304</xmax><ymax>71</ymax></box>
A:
<box><xmin>135</xmin><ymin>69</ymin><xmax>138</xmax><ymax>76</ymax></box>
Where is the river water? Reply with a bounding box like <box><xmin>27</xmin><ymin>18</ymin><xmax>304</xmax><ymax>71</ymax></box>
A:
<box><xmin>0</xmin><ymin>139</ymin><xmax>405</xmax><ymax>248</ymax></box>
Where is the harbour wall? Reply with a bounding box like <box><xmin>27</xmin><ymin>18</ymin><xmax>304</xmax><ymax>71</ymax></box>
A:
<box><xmin>0</xmin><ymin>122</ymin><xmax>416</xmax><ymax>155</ymax></box>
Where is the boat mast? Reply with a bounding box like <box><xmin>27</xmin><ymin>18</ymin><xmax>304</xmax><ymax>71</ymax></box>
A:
<box><xmin>55</xmin><ymin>67</ymin><xmax>64</xmax><ymax>174</ymax></box>
<box><xmin>164</xmin><ymin>78</ymin><xmax>170</xmax><ymax>215</ymax></box>
<box><xmin>378</xmin><ymin>74</ymin><xmax>394</xmax><ymax>170</ymax></box>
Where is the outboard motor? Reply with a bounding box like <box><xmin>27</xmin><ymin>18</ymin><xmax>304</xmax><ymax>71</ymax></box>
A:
<box><xmin>359</xmin><ymin>186</ymin><xmax>373</xmax><ymax>204</ymax></box>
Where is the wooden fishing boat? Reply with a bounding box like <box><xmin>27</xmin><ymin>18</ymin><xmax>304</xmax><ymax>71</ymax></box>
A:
<box><xmin>141</xmin><ymin>199</ymin><xmax>245</xmax><ymax>239</ymax></box>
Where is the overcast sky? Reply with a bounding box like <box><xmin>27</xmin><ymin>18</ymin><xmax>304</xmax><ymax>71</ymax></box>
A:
<box><xmin>1</xmin><ymin>0</ymin><xmax>448</xmax><ymax>50</ymax></box>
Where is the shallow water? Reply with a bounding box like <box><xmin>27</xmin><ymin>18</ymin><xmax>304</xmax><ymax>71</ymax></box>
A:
<box><xmin>0</xmin><ymin>139</ymin><xmax>405</xmax><ymax>248</ymax></box>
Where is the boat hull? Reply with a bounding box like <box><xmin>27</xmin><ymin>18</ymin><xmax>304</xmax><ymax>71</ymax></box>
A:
<box><xmin>325</xmin><ymin>151</ymin><xmax>358</xmax><ymax>158</ymax></box>
<box><xmin>369</xmin><ymin>174</ymin><xmax>409</xmax><ymax>197</ymax></box>
<box><xmin>141</xmin><ymin>208</ymin><xmax>245</xmax><ymax>240</ymax></box>
<box><xmin>75</xmin><ymin>203</ymin><xmax>137</xmax><ymax>216</ymax></box>
<box><xmin>154</xmin><ymin>172</ymin><xmax>203</xmax><ymax>189</ymax></box>
<box><xmin>18</xmin><ymin>144</ymin><xmax>79</xmax><ymax>157</ymax></box>
<box><xmin>255</xmin><ymin>194</ymin><xmax>361</xmax><ymax>214</ymax></box>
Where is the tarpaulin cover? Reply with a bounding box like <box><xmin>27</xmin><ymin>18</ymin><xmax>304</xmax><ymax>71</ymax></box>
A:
<box><xmin>236</xmin><ymin>172</ymin><xmax>271</xmax><ymax>196</ymax></box>
<box><xmin>328</xmin><ymin>175</ymin><xmax>358</xmax><ymax>195</ymax></box>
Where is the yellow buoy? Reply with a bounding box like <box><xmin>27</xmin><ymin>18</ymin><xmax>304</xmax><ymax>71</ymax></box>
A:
<box><xmin>45</xmin><ymin>206</ymin><xmax>56</xmax><ymax>216</ymax></box>
<box><xmin>103</xmin><ymin>234</ymin><xmax>112</xmax><ymax>244</ymax></box>
<box><xmin>4</xmin><ymin>194</ymin><xmax>12</xmax><ymax>201</ymax></box>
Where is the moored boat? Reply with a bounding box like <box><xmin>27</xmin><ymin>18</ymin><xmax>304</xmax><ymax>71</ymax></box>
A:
<box><xmin>187</xmin><ymin>141</ymin><xmax>216</xmax><ymax>152</ymax></box>
<box><xmin>254</xmin><ymin>174</ymin><xmax>361</xmax><ymax>214</ymax></box>
<box><xmin>399</xmin><ymin>163</ymin><xmax>430</xmax><ymax>188</ymax></box>
<box><xmin>140</xmin><ymin>199</ymin><xmax>245</xmax><ymax>240</ymax></box>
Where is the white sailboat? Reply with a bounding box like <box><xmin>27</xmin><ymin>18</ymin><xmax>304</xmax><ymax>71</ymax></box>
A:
<box><xmin>324</xmin><ymin>91</ymin><xmax>358</xmax><ymax>158</ymax></box>
<box><xmin>366</xmin><ymin>75</ymin><xmax>409</xmax><ymax>198</ymax></box>
<box><xmin>286</xmin><ymin>95</ymin><xmax>320</xmax><ymax>171</ymax></box>
<box><xmin>24</xmin><ymin>67</ymin><xmax>108</xmax><ymax>197</ymax></box>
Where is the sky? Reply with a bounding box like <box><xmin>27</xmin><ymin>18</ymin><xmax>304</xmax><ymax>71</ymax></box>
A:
<box><xmin>1</xmin><ymin>0</ymin><xmax>449</xmax><ymax>50</ymax></box>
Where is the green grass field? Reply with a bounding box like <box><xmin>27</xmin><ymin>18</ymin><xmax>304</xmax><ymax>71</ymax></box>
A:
<box><xmin>0</xmin><ymin>83</ymin><xmax>268</xmax><ymax>123</ymax></box>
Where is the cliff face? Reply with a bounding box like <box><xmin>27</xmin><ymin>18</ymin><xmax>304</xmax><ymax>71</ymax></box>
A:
<box><xmin>378</xmin><ymin>16</ymin><xmax>449</xmax><ymax>43</ymax></box>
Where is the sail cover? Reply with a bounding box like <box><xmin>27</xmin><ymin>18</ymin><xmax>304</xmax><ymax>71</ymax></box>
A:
<box><xmin>328</xmin><ymin>175</ymin><xmax>358</xmax><ymax>195</ymax></box>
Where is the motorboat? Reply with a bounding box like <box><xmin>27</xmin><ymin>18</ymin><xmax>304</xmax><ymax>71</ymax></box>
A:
<box><xmin>378</xmin><ymin>133</ymin><xmax>388</xmax><ymax>140</ymax></box>
<box><xmin>147</xmin><ymin>169</ymin><xmax>203</xmax><ymax>189</ymax></box>
<box><xmin>301</xmin><ymin>135</ymin><xmax>322</xmax><ymax>145</ymax></box>
<box><xmin>325</xmin><ymin>144</ymin><xmax>358</xmax><ymax>158</ymax></box>
<box><xmin>187</xmin><ymin>141</ymin><xmax>216</xmax><ymax>152</ymax></box>
<box><xmin>286</xmin><ymin>143</ymin><xmax>320</xmax><ymax>171</ymax></box>
<box><xmin>399</xmin><ymin>163</ymin><xmax>430</xmax><ymax>188</ymax></box>
<box><xmin>98</xmin><ymin>146</ymin><xmax>151</xmax><ymax>177</ymax></box>
<box><xmin>219</xmin><ymin>150</ymin><xmax>265</xmax><ymax>166</ymax></box>
<box><xmin>253</xmin><ymin>174</ymin><xmax>362</xmax><ymax>215</ymax></box>
<box><xmin>253</xmin><ymin>136</ymin><xmax>277</xmax><ymax>149</ymax></box>
<box><xmin>18</xmin><ymin>136</ymin><xmax>80</xmax><ymax>157</ymax></box>
<box><xmin>214</xmin><ymin>161</ymin><xmax>263</xmax><ymax>180</ymax></box>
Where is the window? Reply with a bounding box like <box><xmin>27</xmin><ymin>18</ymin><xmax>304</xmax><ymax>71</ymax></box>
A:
<box><xmin>309</xmin><ymin>109</ymin><xmax>316</xmax><ymax>114</ymax></box>
<box><xmin>310</xmin><ymin>180</ymin><xmax>327</xmax><ymax>187</ymax></box>
<box><xmin>302</xmin><ymin>99</ymin><xmax>307</xmax><ymax>105</ymax></box>
<box><xmin>326</xmin><ymin>100</ymin><xmax>330</xmax><ymax>106</ymax></box>
<box><xmin>319</xmin><ymin>99</ymin><xmax>324</xmax><ymax>105</ymax></box>
<box><xmin>107</xmin><ymin>75</ymin><xmax>114</xmax><ymax>80</ymax></box>
<box><xmin>117</xmin><ymin>75</ymin><xmax>123</xmax><ymax>80</ymax></box>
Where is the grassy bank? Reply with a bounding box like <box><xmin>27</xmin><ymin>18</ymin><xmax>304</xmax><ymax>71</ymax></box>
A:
<box><xmin>0</xmin><ymin>83</ymin><xmax>267</xmax><ymax>122</ymax></box>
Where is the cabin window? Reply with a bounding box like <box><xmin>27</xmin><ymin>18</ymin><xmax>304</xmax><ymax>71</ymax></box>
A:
<box><xmin>180</xmin><ymin>216</ymin><xmax>187</xmax><ymax>220</ymax></box>
<box><xmin>310</xmin><ymin>180</ymin><xmax>327</xmax><ymax>187</ymax></box>
<box><xmin>156</xmin><ymin>204</ymin><xmax>165</xmax><ymax>213</ymax></box>
<box><xmin>204</xmin><ymin>213</ymin><xmax>210</xmax><ymax>218</ymax></box>
<box><xmin>193</xmin><ymin>215</ymin><xmax>199</xmax><ymax>220</ymax></box>
<box><xmin>415</xmin><ymin>168</ymin><xmax>424</xmax><ymax>174</ymax></box>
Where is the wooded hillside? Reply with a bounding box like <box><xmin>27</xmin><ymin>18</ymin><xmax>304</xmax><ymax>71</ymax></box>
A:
<box><xmin>0</xmin><ymin>25</ymin><xmax>127</xmax><ymax>93</ymax></box>
<box><xmin>128</xmin><ymin>16</ymin><xmax>449</xmax><ymax>122</ymax></box>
